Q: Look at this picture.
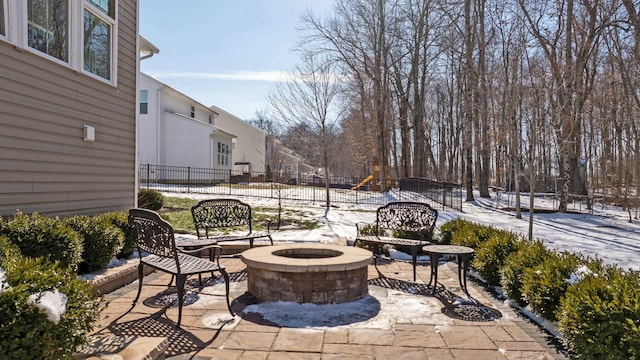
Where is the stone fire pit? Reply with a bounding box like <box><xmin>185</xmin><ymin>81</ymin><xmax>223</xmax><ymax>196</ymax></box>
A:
<box><xmin>241</xmin><ymin>243</ymin><xmax>372</xmax><ymax>304</ymax></box>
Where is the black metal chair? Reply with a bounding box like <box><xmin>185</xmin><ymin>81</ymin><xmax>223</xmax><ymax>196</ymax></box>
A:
<box><xmin>128</xmin><ymin>208</ymin><xmax>234</xmax><ymax>327</ymax></box>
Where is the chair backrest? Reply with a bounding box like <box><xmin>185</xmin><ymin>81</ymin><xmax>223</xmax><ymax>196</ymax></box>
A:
<box><xmin>376</xmin><ymin>201</ymin><xmax>438</xmax><ymax>240</ymax></box>
<box><xmin>191</xmin><ymin>198</ymin><xmax>252</xmax><ymax>230</ymax></box>
<box><xmin>128</xmin><ymin>208</ymin><xmax>179</xmax><ymax>264</ymax></box>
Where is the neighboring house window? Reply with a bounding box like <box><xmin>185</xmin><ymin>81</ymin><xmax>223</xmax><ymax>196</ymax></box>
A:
<box><xmin>217</xmin><ymin>142</ymin><xmax>229</xmax><ymax>166</ymax></box>
<box><xmin>208</xmin><ymin>115</ymin><xmax>212</xmax><ymax>124</ymax></box>
<box><xmin>139</xmin><ymin>90</ymin><xmax>148</xmax><ymax>114</ymax></box>
<box><xmin>140</xmin><ymin>90</ymin><xmax>149</xmax><ymax>114</ymax></box>
<box><xmin>190</xmin><ymin>106</ymin><xmax>195</xmax><ymax>118</ymax></box>
<box><xmin>27</xmin><ymin>0</ymin><xmax>69</xmax><ymax>62</ymax></box>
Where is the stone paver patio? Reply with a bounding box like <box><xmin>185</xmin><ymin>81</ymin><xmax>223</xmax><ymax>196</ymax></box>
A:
<box><xmin>89</xmin><ymin>245</ymin><xmax>568</xmax><ymax>360</ymax></box>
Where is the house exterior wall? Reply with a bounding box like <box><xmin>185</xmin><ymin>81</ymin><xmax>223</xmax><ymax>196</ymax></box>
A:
<box><xmin>139</xmin><ymin>73</ymin><xmax>235</xmax><ymax>173</ymax></box>
<box><xmin>210</xmin><ymin>105</ymin><xmax>267</xmax><ymax>173</ymax></box>
<box><xmin>0</xmin><ymin>0</ymin><xmax>139</xmax><ymax>217</ymax></box>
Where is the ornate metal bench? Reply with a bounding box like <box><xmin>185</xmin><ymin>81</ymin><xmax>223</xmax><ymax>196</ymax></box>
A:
<box><xmin>128</xmin><ymin>208</ymin><xmax>234</xmax><ymax>328</ymax></box>
<box><xmin>191</xmin><ymin>198</ymin><xmax>273</xmax><ymax>248</ymax></box>
<box><xmin>353</xmin><ymin>201</ymin><xmax>438</xmax><ymax>281</ymax></box>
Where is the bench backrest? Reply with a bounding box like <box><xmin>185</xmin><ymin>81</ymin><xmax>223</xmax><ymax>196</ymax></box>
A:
<box><xmin>191</xmin><ymin>198</ymin><xmax>253</xmax><ymax>238</ymax></box>
<box><xmin>129</xmin><ymin>208</ymin><xmax>181</xmax><ymax>270</ymax></box>
<box><xmin>376</xmin><ymin>201</ymin><xmax>438</xmax><ymax>240</ymax></box>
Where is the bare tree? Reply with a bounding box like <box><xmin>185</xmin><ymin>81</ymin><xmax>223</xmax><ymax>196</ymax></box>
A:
<box><xmin>268</xmin><ymin>51</ymin><xmax>344</xmax><ymax>207</ymax></box>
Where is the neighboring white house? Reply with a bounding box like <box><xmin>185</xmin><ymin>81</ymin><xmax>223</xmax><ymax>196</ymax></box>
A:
<box><xmin>209</xmin><ymin>105</ymin><xmax>268</xmax><ymax>174</ymax></box>
<box><xmin>138</xmin><ymin>73</ymin><xmax>236</xmax><ymax>180</ymax></box>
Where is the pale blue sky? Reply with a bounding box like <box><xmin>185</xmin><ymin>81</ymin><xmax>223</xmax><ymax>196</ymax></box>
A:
<box><xmin>139</xmin><ymin>0</ymin><xmax>333</xmax><ymax>120</ymax></box>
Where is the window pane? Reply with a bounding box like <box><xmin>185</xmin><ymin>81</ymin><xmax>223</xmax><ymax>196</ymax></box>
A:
<box><xmin>1</xmin><ymin>0</ymin><xmax>5</xmax><ymax>36</ymax></box>
<box><xmin>88</xmin><ymin>0</ymin><xmax>114</xmax><ymax>18</ymax></box>
<box><xmin>84</xmin><ymin>9</ymin><xmax>110</xmax><ymax>80</ymax></box>
<box><xmin>28</xmin><ymin>0</ymin><xmax>69</xmax><ymax>62</ymax></box>
<box><xmin>140</xmin><ymin>90</ymin><xmax>148</xmax><ymax>101</ymax></box>
<box><xmin>140</xmin><ymin>103</ymin><xmax>148</xmax><ymax>114</ymax></box>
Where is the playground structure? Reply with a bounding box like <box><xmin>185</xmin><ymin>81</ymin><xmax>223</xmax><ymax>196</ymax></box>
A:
<box><xmin>351</xmin><ymin>164</ymin><xmax>391</xmax><ymax>191</ymax></box>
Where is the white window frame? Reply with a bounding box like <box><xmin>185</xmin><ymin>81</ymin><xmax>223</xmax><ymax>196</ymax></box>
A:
<box><xmin>0</xmin><ymin>0</ymin><xmax>117</xmax><ymax>85</ymax></box>
<box><xmin>81</xmin><ymin>0</ymin><xmax>117</xmax><ymax>83</ymax></box>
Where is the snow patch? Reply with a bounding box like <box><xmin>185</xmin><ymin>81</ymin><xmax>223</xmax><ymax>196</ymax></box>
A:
<box><xmin>27</xmin><ymin>289</ymin><xmax>67</xmax><ymax>324</ymax></box>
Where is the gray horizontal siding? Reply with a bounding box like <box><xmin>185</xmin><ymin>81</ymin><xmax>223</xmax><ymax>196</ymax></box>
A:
<box><xmin>0</xmin><ymin>1</ymin><xmax>138</xmax><ymax>217</ymax></box>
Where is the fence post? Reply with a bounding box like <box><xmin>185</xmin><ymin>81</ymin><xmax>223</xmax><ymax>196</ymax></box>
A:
<box><xmin>187</xmin><ymin>167</ymin><xmax>191</xmax><ymax>193</ymax></box>
<box><xmin>442</xmin><ymin>182</ymin><xmax>446</xmax><ymax>210</ymax></box>
<box><xmin>146</xmin><ymin>164</ymin><xmax>150</xmax><ymax>189</ymax></box>
<box><xmin>355</xmin><ymin>180</ymin><xmax>358</xmax><ymax>204</ymax></box>
<box><xmin>229</xmin><ymin>170</ymin><xmax>232</xmax><ymax>195</ymax></box>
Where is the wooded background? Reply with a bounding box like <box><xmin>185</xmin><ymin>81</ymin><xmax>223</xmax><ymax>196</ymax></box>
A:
<box><xmin>255</xmin><ymin>0</ymin><xmax>639</xmax><ymax>213</ymax></box>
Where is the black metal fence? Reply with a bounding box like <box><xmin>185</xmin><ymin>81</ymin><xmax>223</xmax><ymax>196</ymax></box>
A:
<box><xmin>139</xmin><ymin>164</ymin><xmax>463</xmax><ymax>211</ymax></box>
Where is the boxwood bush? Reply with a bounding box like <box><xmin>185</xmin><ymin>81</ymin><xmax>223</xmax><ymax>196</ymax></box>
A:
<box><xmin>521</xmin><ymin>251</ymin><xmax>582</xmax><ymax>321</ymax></box>
<box><xmin>1</xmin><ymin>212</ymin><xmax>83</xmax><ymax>272</ymax></box>
<box><xmin>435</xmin><ymin>218</ymin><xmax>640</xmax><ymax>357</ymax></box>
<box><xmin>0</xmin><ymin>241</ymin><xmax>101</xmax><ymax>359</ymax></box>
<box><xmin>500</xmin><ymin>240</ymin><xmax>551</xmax><ymax>306</ymax></box>
<box><xmin>97</xmin><ymin>211</ymin><xmax>136</xmax><ymax>259</ymax></box>
<box><xmin>438</xmin><ymin>217</ymin><xmax>467</xmax><ymax>244</ymax></box>
<box><xmin>449</xmin><ymin>220</ymin><xmax>497</xmax><ymax>249</ymax></box>
<box><xmin>65</xmin><ymin>215</ymin><xmax>123</xmax><ymax>274</ymax></box>
<box><xmin>558</xmin><ymin>268</ymin><xmax>640</xmax><ymax>360</ymax></box>
<box><xmin>471</xmin><ymin>230</ymin><xmax>521</xmax><ymax>286</ymax></box>
<box><xmin>138</xmin><ymin>188</ymin><xmax>164</xmax><ymax>210</ymax></box>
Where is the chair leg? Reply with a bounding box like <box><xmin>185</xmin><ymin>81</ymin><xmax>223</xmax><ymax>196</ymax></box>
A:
<box><xmin>411</xmin><ymin>245</ymin><xmax>419</xmax><ymax>282</ymax></box>
<box><xmin>175</xmin><ymin>274</ymin><xmax>187</xmax><ymax>328</ymax></box>
<box><xmin>133</xmin><ymin>263</ymin><xmax>144</xmax><ymax>305</ymax></box>
<box><xmin>220</xmin><ymin>268</ymin><xmax>234</xmax><ymax>316</ymax></box>
<box><xmin>249</xmin><ymin>238</ymin><xmax>254</xmax><ymax>248</ymax></box>
<box><xmin>268</xmin><ymin>235</ymin><xmax>273</xmax><ymax>245</ymax></box>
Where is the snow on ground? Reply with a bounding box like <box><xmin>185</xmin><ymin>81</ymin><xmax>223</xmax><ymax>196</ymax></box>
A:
<box><xmin>165</xmin><ymin>188</ymin><xmax>640</xmax><ymax>271</ymax></box>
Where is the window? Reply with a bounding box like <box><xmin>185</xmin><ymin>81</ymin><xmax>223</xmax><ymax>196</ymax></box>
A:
<box><xmin>27</xmin><ymin>0</ymin><xmax>69</xmax><ymax>62</ymax></box>
<box><xmin>208</xmin><ymin>115</ymin><xmax>212</xmax><ymax>124</ymax></box>
<box><xmin>217</xmin><ymin>142</ymin><xmax>229</xmax><ymax>166</ymax></box>
<box><xmin>139</xmin><ymin>90</ymin><xmax>148</xmax><ymax>114</ymax></box>
<box><xmin>83</xmin><ymin>9</ymin><xmax>111</xmax><ymax>80</ymax></box>
<box><xmin>7</xmin><ymin>0</ymin><xmax>117</xmax><ymax>83</ymax></box>
<box><xmin>190</xmin><ymin>106</ymin><xmax>195</xmax><ymax>118</ymax></box>
<box><xmin>88</xmin><ymin>0</ymin><xmax>114</xmax><ymax>17</ymax></box>
<box><xmin>1</xmin><ymin>0</ymin><xmax>5</xmax><ymax>36</ymax></box>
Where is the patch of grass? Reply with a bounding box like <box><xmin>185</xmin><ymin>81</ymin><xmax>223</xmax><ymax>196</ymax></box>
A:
<box><xmin>162</xmin><ymin>196</ymin><xmax>198</xmax><ymax>210</ymax></box>
<box><xmin>158</xmin><ymin>200</ymin><xmax>319</xmax><ymax>233</ymax></box>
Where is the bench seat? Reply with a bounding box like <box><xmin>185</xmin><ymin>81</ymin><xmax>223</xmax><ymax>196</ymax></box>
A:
<box><xmin>354</xmin><ymin>201</ymin><xmax>438</xmax><ymax>281</ymax></box>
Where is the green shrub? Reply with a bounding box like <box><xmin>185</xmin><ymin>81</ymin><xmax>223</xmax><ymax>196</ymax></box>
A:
<box><xmin>438</xmin><ymin>218</ymin><xmax>467</xmax><ymax>244</ymax></box>
<box><xmin>1</xmin><ymin>212</ymin><xmax>83</xmax><ymax>272</ymax></box>
<box><xmin>447</xmin><ymin>220</ymin><xmax>497</xmax><ymax>249</ymax></box>
<box><xmin>97</xmin><ymin>211</ymin><xmax>136</xmax><ymax>259</ymax></box>
<box><xmin>558</xmin><ymin>268</ymin><xmax>640</xmax><ymax>360</ymax></box>
<box><xmin>0</xmin><ymin>235</ymin><xmax>21</xmax><ymax>265</ymax></box>
<box><xmin>521</xmin><ymin>252</ymin><xmax>581</xmax><ymax>321</ymax></box>
<box><xmin>138</xmin><ymin>189</ymin><xmax>164</xmax><ymax>210</ymax></box>
<box><xmin>65</xmin><ymin>215</ymin><xmax>123</xmax><ymax>274</ymax></box>
<box><xmin>500</xmin><ymin>240</ymin><xmax>551</xmax><ymax>306</ymax></box>
<box><xmin>471</xmin><ymin>230</ymin><xmax>521</xmax><ymax>286</ymax></box>
<box><xmin>0</xmin><ymin>255</ymin><xmax>102</xmax><ymax>359</ymax></box>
